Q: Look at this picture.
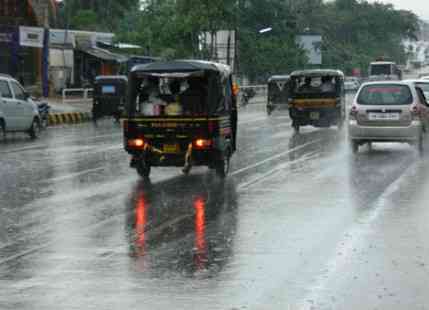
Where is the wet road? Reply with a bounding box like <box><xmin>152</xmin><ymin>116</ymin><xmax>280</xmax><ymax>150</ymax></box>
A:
<box><xmin>2</xmin><ymin>99</ymin><xmax>429</xmax><ymax>309</ymax></box>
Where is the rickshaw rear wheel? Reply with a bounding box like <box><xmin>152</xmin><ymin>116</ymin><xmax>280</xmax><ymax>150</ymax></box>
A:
<box><xmin>350</xmin><ymin>140</ymin><xmax>359</xmax><ymax>154</ymax></box>
<box><xmin>137</xmin><ymin>161</ymin><xmax>151</xmax><ymax>179</ymax></box>
<box><xmin>337</xmin><ymin>118</ymin><xmax>345</xmax><ymax>131</ymax></box>
<box><xmin>293</xmin><ymin>123</ymin><xmax>300</xmax><ymax>133</ymax></box>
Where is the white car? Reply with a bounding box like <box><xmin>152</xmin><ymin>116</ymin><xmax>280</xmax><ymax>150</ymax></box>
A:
<box><xmin>0</xmin><ymin>74</ymin><xmax>41</xmax><ymax>139</ymax></box>
<box><xmin>349</xmin><ymin>81</ymin><xmax>429</xmax><ymax>154</ymax></box>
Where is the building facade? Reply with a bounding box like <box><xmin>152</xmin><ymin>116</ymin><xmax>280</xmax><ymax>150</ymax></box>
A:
<box><xmin>0</xmin><ymin>0</ymin><xmax>56</xmax><ymax>88</ymax></box>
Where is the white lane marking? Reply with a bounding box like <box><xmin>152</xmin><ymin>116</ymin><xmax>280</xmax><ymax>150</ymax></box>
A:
<box><xmin>231</xmin><ymin>139</ymin><xmax>320</xmax><ymax>176</ymax></box>
<box><xmin>0</xmin><ymin>144</ymin><xmax>47</xmax><ymax>154</ymax></box>
<box><xmin>41</xmin><ymin>167</ymin><xmax>106</xmax><ymax>183</ymax></box>
<box><xmin>295</xmin><ymin>161</ymin><xmax>419</xmax><ymax>310</ymax></box>
<box><xmin>0</xmin><ymin>133</ymin><xmax>122</xmax><ymax>154</ymax></box>
<box><xmin>237</xmin><ymin>153</ymin><xmax>319</xmax><ymax>191</ymax></box>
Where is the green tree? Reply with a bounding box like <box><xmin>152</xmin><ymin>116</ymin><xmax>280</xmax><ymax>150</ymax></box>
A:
<box><xmin>113</xmin><ymin>0</ymin><xmax>420</xmax><ymax>79</ymax></box>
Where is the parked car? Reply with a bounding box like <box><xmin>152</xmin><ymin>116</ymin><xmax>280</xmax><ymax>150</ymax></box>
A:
<box><xmin>0</xmin><ymin>74</ymin><xmax>41</xmax><ymax>140</ymax></box>
<box><xmin>349</xmin><ymin>81</ymin><xmax>429</xmax><ymax>154</ymax></box>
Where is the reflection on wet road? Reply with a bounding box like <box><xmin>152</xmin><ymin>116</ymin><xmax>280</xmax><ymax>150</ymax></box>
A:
<box><xmin>126</xmin><ymin>176</ymin><xmax>238</xmax><ymax>278</ymax></box>
<box><xmin>2</xmin><ymin>102</ymin><xmax>429</xmax><ymax>309</ymax></box>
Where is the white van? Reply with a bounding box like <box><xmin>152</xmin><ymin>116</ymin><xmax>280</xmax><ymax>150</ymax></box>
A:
<box><xmin>0</xmin><ymin>74</ymin><xmax>40</xmax><ymax>139</ymax></box>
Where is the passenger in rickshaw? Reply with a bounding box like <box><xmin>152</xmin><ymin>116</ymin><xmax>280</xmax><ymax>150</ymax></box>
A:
<box><xmin>299</xmin><ymin>77</ymin><xmax>314</xmax><ymax>92</ymax></box>
<box><xmin>180</xmin><ymin>77</ymin><xmax>207</xmax><ymax>115</ymax></box>
<box><xmin>139</xmin><ymin>76</ymin><xmax>160</xmax><ymax>103</ymax></box>
<box><xmin>321</xmin><ymin>76</ymin><xmax>335</xmax><ymax>92</ymax></box>
<box><xmin>164</xmin><ymin>79</ymin><xmax>183</xmax><ymax>115</ymax></box>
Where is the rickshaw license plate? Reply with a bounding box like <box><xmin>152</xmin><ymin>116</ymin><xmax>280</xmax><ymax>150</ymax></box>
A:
<box><xmin>163</xmin><ymin>144</ymin><xmax>180</xmax><ymax>153</ymax></box>
<box><xmin>310</xmin><ymin>112</ymin><xmax>320</xmax><ymax>120</ymax></box>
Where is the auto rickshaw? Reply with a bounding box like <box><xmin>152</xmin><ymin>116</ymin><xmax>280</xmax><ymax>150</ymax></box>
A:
<box><xmin>123</xmin><ymin>60</ymin><xmax>238</xmax><ymax>179</ymax></box>
<box><xmin>92</xmin><ymin>75</ymin><xmax>128</xmax><ymax>123</ymax></box>
<box><xmin>267</xmin><ymin>75</ymin><xmax>290</xmax><ymax>115</ymax></box>
<box><xmin>289</xmin><ymin>69</ymin><xmax>345</xmax><ymax>132</ymax></box>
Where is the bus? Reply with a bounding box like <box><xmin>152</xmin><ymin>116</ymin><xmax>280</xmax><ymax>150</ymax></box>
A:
<box><xmin>368</xmin><ymin>61</ymin><xmax>402</xmax><ymax>81</ymax></box>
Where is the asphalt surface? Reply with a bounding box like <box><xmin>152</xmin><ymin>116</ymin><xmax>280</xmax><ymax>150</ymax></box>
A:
<box><xmin>2</xmin><ymin>97</ymin><xmax>429</xmax><ymax>310</ymax></box>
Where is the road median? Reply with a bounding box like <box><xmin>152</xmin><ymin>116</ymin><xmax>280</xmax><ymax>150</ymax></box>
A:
<box><xmin>48</xmin><ymin>112</ymin><xmax>92</xmax><ymax>126</ymax></box>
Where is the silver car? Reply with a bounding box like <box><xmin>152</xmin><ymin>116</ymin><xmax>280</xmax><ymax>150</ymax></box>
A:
<box><xmin>348</xmin><ymin>81</ymin><xmax>429</xmax><ymax>154</ymax></box>
<box><xmin>0</xmin><ymin>74</ymin><xmax>40</xmax><ymax>140</ymax></box>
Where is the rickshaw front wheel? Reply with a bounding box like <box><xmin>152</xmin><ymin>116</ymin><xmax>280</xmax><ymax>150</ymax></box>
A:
<box><xmin>137</xmin><ymin>161</ymin><xmax>151</xmax><ymax>179</ymax></box>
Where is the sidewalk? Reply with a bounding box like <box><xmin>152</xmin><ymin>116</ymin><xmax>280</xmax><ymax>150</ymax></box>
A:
<box><xmin>45</xmin><ymin>97</ymin><xmax>92</xmax><ymax>114</ymax></box>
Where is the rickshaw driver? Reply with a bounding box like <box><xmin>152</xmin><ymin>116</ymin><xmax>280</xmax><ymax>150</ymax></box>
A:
<box><xmin>299</xmin><ymin>77</ymin><xmax>314</xmax><ymax>92</ymax></box>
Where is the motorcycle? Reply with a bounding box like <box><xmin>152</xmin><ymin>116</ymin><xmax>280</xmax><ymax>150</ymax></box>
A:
<box><xmin>240</xmin><ymin>88</ymin><xmax>256</xmax><ymax>106</ymax></box>
<box><xmin>36</xmin><ymin>100</ymin><xmax>51</xmax><ymax>129</ymax></box>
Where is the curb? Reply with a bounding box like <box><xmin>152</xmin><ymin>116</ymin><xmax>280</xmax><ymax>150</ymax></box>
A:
<box><xmin>48</xmin><ymin>112</ymin><xmax>92</xmax><ymax>126</ymax></box>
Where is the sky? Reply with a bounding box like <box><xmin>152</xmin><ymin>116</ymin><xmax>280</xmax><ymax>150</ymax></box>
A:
<box><xmin>372</xmin><ymin>0</ymin><xmax>429</xmax><ymax>21</ymax></box>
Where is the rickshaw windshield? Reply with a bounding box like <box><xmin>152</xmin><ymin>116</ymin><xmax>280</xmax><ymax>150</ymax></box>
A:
<box><xmin>291</xmin><ymin>75</ymin><xmax>341</xmax><ymax>98</ymax></box>
<box><xmin>94</xmin><ymin>77</ymin><xmax>128</xmax><ymax>98</ymax></box>
<box><xmin>129</xmin><ymin>73</ymin><xmax>210</xmax><ymax>117</ymax></box>
<box><xmin>268</xmin><ymin>80</ymin><xmax>289</xmax><ymax>102</ymax></box>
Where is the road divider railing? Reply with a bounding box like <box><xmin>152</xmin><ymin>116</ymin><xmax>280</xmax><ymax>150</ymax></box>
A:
<box><xmin>48</xmin><ymin>112</ymin><xmax>92</xmax><ymax>126</ymax></box>
<box><xmin>62</xmin><ymin>88</ymin><xmax>93</xmax><ymax>104</ymax></box>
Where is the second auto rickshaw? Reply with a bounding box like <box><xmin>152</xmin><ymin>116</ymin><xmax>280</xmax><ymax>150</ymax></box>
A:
<box><xmin>123</xmin><ymin>60</ymin><xmax>238</xmax><ymax>179</ymax></box>
<box><xmin>92</xmin><ymin>75</ymin><xmax>128</xmax><ymax>123</ymax></box>
<box><xmin>289</xmin><ymin>69</ymin><xmax>345</xmax><ymax>132</ymax></box>
<box><xmin>267</xmin><ymin>75</ymin><xmax>290</xmax><ymax>115</ymax></box>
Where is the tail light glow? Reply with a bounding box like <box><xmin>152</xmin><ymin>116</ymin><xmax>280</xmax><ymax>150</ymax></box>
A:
<box><xmin>128</xmin><ymin>138</ymin><xmax>145</xmax><ymax>148</ymax></box>
<box><xmin>194</xmin><ymin>139</ymin><xmax>213</xmax><ymax>149</ymax></box>
<box><xmin>194</xmin><ymin>197</ymin><xmax>207</xmax><ymax>269</ymax></box>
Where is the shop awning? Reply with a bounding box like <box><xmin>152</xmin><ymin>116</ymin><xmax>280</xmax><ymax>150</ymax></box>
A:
<box><xmin>78</xmin><ymin>47</ymin><xmax>127</xmax><ymax>63</ymax></box>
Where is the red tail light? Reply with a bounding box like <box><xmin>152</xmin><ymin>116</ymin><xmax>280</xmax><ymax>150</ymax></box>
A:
<box><xmin>194</xmin><ymin>139</ymin><xmax>213</xmax><ymax>149</ymax></box>
<box><xmin>411</xmin><ymin>105</ymin><xmax>420</xmax><ymax>120</ymax></box>
<box><xmin>128</xmin><ymin>138</ymin><xmax>145</xmax><ymax>148</ymax></box>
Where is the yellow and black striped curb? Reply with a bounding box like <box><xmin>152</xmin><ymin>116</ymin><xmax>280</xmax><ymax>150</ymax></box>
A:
<box><xmin>47</xmin><ymin>112</ymin><xmax>92</xmax><ymax>126</ymax></box>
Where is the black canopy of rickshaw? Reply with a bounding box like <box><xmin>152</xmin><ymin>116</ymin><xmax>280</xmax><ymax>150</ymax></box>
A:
<box><xmin>94</xmin><ymin>75</ymin><xmax>128</xmax><ymax>98</ymax></box>
<box><xmin>127</xmin><ymin>60</ymin><xmax>233</xmax><ymax>117</ymax></box>
<box><xmin>130</xmin><ymin>60</ymin><xmax>232</xmax><ymax>77</ymax></box>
